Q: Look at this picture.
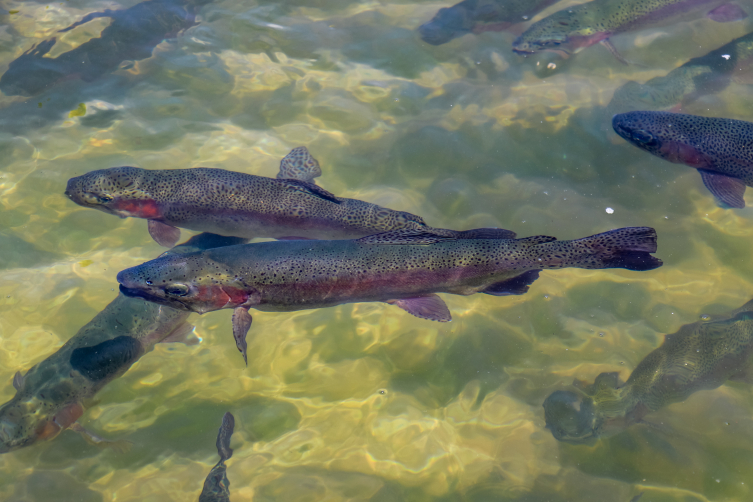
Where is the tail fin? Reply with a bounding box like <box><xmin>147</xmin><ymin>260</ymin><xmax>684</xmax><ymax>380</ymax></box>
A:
<box><xmin>568</xmin><ymin>227</ymin><xmax>662</xmax><ymax>271</ymax></box>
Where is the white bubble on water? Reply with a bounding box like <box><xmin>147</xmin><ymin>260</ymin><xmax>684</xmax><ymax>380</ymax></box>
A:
<box><xmin>605</xmin><ymin>207</ymin><xmax>614</xmax><ymax>214</ymax></box>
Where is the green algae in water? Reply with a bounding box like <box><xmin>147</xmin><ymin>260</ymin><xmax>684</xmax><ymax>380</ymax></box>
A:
<box><xmin>0</xmin><ymin>0</ymin><xmax>752</xmax><ymax>500</ymax></box>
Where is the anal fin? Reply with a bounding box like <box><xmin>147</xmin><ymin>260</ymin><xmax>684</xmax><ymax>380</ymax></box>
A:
<box><xmin>386</xmin><ymin>294</ymin><xmax>451</xmax><ymax>322</ymax></box>
<box><xmin>482</xmin><ymin>270</ymin><xmax>540</xmax><ymax>296</ymax></box>
<box><xmin>12</xmin><ymin>371</ymin><xmax>24</xmax><ymax>391</ymax></box>
<box><xmin>699</xmin><ymin>169</ymin><xmax>746</xmax><ymax>208</ymax></box>
<box><xmin>148</xmin><ymin>220</ymin><xmax>181</xmax><ymax>247</ymax></box>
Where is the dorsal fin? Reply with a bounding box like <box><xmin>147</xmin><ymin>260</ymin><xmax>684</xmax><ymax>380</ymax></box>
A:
<box><xmin>277</xmin><ymin>146</ymin><xmax>322</xmax><ymax>183</ymax></box>
<box><xmin>280</xmin><ymin>178</ymin><xmax>341</xmax><ymax>204</ymax></box>
<box><xmin>514</xmin><ymin>235</ymin><xmax>557</xmax><ymax>245</ymax></box>
<box><xmin>455</xmin><ymin>228</ymin><xmax>516</xmax><ymax>240</ymax></box>
<box><xmin>356</xmin><ymin>229</ymin><xmax>456</xmax><ymax>245</ymax></box>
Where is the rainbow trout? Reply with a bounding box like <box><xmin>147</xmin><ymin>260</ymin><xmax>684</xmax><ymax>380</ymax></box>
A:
<box><xmin>0</xmin><ymin>0</ymin><xmax>208</xmax><ymax>97</ymax></box>
<box><xmin>512</xmin><ymin>0</ymin><xmax>747</xmax><ymax>63</ymax></box>
<box><xmin>199</xmin><ymin>412</ymin><xmax>235</xmax><ymax>502</ymax></box>
<box><xmin>64</xmin><ymin>147</ymin><xmax>495</xmax><ymax>248</ymax></box>
<box><xmin>608</xmin><ymin>31</ymin><xmax>753</xmax><ymax>115</ymax></box>
<box><xmin>117</xmin><ymin>227</ymin><xmax>662</xmax><ymax>365</ymax></box>
<box><xmin>418</xmin><ymin>0</ymin><xmax>560</xmax><ymax>45</ymax></box>
<box><xmin>544</xmin><ymin>298</ymin><xmax>753</xmax><ymax>444</ymax></box>
<box><xmin>613</xmin><ymin>111</ymin><xmax>753</xmax><ymax>208</ymax></box>
<box><xmin>0</xmin><ymin>233</ymin><xmax>245</xmax><ymax>454</ymax></box>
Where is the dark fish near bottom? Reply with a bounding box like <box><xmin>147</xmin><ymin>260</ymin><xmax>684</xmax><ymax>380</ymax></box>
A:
<box><xmin>0</xmin><ymin>233</ymin><xmax>245</xmax><ymax>454</ymax></box>
<box><xmin>544</xmin><ymin>298</ymin><xmax>753</xmax><ymax>444</ymax></box>
<box><xmin>199</xmin><ymin>412</ymin><xmax>235</xmax><ymax>502</ymax></box>
<box><xmin>613</xmin><ymin>111</ymin><xmax>753</xmax><ymax>208</ymax></box>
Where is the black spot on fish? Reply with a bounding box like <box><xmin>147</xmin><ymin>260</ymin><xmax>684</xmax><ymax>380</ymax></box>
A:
<box><xmin>70</xmin><ymin>336</ymin><xmax>143</xmax><ymax>382</ymax></box>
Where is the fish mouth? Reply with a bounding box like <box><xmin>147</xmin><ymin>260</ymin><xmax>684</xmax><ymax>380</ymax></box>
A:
<box><xmin>512</xmin><ymin>47</ymin><xmax>535</xmax><ymax>56</ymax></box>
<box><xmin>118</xmin><ymin>284</ymin><xmax>192</xmax><ymax>311</ymax></box>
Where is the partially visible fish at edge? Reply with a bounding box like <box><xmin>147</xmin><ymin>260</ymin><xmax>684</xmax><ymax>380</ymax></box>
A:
<box><xmin>613</xmin><ymin>111</ymin><xmax>753</xmax><ymax>208</ymax></box>
<box><xmin>0</xmin><ymin>0</ymin><xmax>211</xmax><ymax>97</ymax></box>
<box><xmin>608</xmin><ymin>30</ymin><xmax>753</xmax><ymax>116</ymax></box>
<box><xmin>512</xmin><ymin>0</ymin><xmax>748</xmax><ymax>64</ymax></box>
<box><xmin>0</xmin><ymin>233</ymin><xmax>245</xmax><ymax>454</ymax></box>
<box><xmin>544</xmin><ymin>298</ymin><xmax>753</xmax><ymax>444</ymax></box>
<box><xmin>198</xmin><ymin>412</ymin><xmax>235</xmax><ymax>502</ymax></box>
<box><xmin>418</xmin><ymin>0</ymin><xmax>560</xmax><ymax>45</ymax></box>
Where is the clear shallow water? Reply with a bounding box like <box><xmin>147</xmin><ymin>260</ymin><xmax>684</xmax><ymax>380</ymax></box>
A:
<box><xmin>1</xmin><ymin>0</ymin><xmax>753</xmax><ymax>500</ymax></box>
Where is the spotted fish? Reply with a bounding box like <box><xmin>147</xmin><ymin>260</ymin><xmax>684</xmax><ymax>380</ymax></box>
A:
<box><xmin>65</xmin><ymin>147</ymin><xmax>495</xmax><ymax>248</ymax></box>
<box><xmin>0</xmin><ymin>233</ymin><xmax>245</xmax><ymax>454</ymax></box>
<box><xmin>613</xmin><ymin>111</ymin><xmax>753</xmax><ymax>208</ymax></box>
<box><xmin>418</xmin><ymin>0</ymin><xmax>560</xmax><ymax>45</ymax></box>
<box><xmin>544</xmin><ymin>298</ymin><xmax>753</xmax><ymax>444</ymax></box>
<box><xmin>198</xmin><ymin>412</ymin><xmax>235</xmax><ymax>502</ymax></box>
<box><xmin>0</xmin><ymin>0</ymin><xmax>208</xmax><ymax>97</ymax></box>
<box><xmin>512</xmin><ymin>0</ymin><xmax>747</xmax><ymax>63</ymax></box>
<box><xmin>117</xmin><ymin>227</ymin><xmax>662</xmax><ymax>365</ymax></box>
<box><xmin>608</xmin><ymin>31</ymin><xmax>753</xmax><ymax>115</ymax></box>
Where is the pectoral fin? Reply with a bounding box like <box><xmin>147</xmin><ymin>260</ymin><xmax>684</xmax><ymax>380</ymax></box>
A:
<box><xmin>277</xmin><ymin>146</ymin><xmax>322</xmax><ymax>183</ymax></box>
<box><xmin>69</xmin><ymin>423</ymin><xmax>133</xmax><ymax>453</ymax></box>
<box><xmin>707</xmin><ymin>3</ymin><xmax>747</xmax><ymax>22</ymax></box>
<box><xmin>148</xmin><ymin>220</ymin><xmax>181</xmax><ymax>247</ymax></box>
<box><xmin>699</xmin><ymin>169</ymin><xmax>746</xmax><ymax>208</ymax></box>
<box><xmin>232</xmin><ymin>307</ymin><xmax>252</xmax><ymax>366</ymax></box>
<box><xmin>599</xmin><ymin>39</ymin><xmax>630</xmax><ymax>65</ymax></box>
<box><xmin>12</xmin><ymin>371</ymin><xmax>24</xmax><ymax>391</ymax></box>
<box><xmin>482</xmin><ymin>270</ymin><xmax>540</xmax><ymax>296</ymax></box>
<box><xmin>386</xmin><ymin>295</ymin><xmax>451</xmax><ymax>322</ymax></box>
<box><xmin>160</xmin><ymin>322</ymin><xmax>199</xmax><ymax>345</ymax></box>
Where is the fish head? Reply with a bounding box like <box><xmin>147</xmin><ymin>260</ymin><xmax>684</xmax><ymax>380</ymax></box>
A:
<box><xmin>542</xmin><ymin>390</ymin><xmax>600</xmax><ymax>444</ymax></box>
<box><xmin>612</xmin><ymin>112</ymin><xmax>664</xmax><ymax>155</ymax></box>
<box><xmin>513</xmin><ymin>10</ymin><xmax>602</xmax><ymax>57</ymax></box>
<box><xmin>117</xmin><ymin>253</ymin><xmax>251</xmax><ymax>314</ymax></box>
<box><xmin>0</xmin><ymin>392</ymin><xmax>84</xmax><ymax>454</ymax></box>
<box><xmin>65</xmin><ymin>166</ymin><xmax>164</xmax><ymax>220</ymax></box>
<box><xmin>418</xmin><ymin>6</ymin><xmax>472</xmax><ymax>46</ymax></box>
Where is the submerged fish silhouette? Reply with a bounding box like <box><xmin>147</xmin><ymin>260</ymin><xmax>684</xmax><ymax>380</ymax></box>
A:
<box><xmin>65</xmin><ymin>147</ymin><xmax>510</xmax><ymax>247</ymax></box>
<box><xmin>117</xmin><ymin>227</ymin><xmax>662</xmax><ymax>365</ymax></box>
<box><xmin>544</xmin><ymin>298</ymin><xmax>753</xmax><ymax>444</ymax></box>
<box><xmin>0</xmin><ymin>0</ymin><xmax>207</xmax><ymax>97</ymax></box>
<box><xmin>0</xmin><ymin>233</ymin><xmax>244</xmax><ymax>454</ymax></box>
<box><xmin>608</xmin><ymin>31</ymin><xmax>753</xmax><ymax>115</ymax></box>
<box><xmin>418</xmin><ymin>0</ymin><xmax>559</xmax><ymax>45</ymax></box>
<box><xmin>512</xmin><ymin>0</ymin><xmax>747</xmax><ymax>64</ymax></box>
<box><xmin>613</xmin><ymin>111</ymin><xmax>753</xmax><ymax>208</ymax></box>
<box><xmin>198</xmin><ymin>412</ymin><xmax>235</xmax><ymax>502</ymax></box>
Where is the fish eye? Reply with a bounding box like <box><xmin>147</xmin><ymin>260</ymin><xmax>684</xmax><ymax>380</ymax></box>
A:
<box><xmin>164</xmin><ymin>283</ymin><xmax>189</xmax><ymax>297</ymax></box>
<box><xmin>631</xmin><ymin>129</ymin><xmax>657</xmax><ymax>146</ymax></box>
<box><xmin>81</xmin><ymin>192</ymin><xmax>113</xmax><ymax>205</ymax></box>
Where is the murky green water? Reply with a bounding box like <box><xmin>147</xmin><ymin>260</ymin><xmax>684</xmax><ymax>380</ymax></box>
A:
<box><xmin>1</xmin><ymin>0</ymin><xmax>753</xmax><ymax>500</ymax></box>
